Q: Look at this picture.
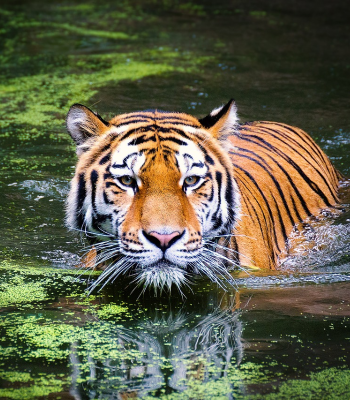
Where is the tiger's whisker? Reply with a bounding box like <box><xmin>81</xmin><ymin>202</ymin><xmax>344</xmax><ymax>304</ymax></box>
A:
<box><xmin>204</xmin><ymin>240</ymin><xmax>254</xmax><ymax>266</ymax></box>
<box><xmin>69</xmin><ymin>226</ymin><xmax>112</xmax><ymax>238</ymax></box>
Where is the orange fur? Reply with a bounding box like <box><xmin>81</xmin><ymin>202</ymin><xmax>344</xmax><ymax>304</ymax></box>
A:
<box><xmin>227</xmin><ymin>121</ymin><xmax>340</xmax><ymax>269</ymax></box>
<box><xmin>66</xmin><ymin>102</ymin><xmax>340</xmax><ymax>280</ymax></box>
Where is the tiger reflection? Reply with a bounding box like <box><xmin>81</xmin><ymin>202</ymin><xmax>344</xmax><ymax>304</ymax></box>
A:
<box><xmin>69</xmin><ymin>298</ymin><xmax>242</xmax><ymax>398</ymax></box>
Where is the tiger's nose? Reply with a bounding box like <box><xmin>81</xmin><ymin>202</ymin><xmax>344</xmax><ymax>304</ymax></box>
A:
<box><xmin>143</xmin><ymin>230</ymin><xmax>183</xmax><ymax>251</ymax></box>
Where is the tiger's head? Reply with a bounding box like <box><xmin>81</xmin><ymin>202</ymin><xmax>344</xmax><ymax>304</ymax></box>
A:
<box><xmin>66</xmin><ymin>100</ymin><xmax>240</xmax><ymax>292</ymax></box>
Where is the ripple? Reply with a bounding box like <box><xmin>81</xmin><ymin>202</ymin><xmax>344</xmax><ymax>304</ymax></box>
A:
<box><xmin>18</xmin><ymin>179</ymin><xmax>69</xmax><ymax>200</ymax></box>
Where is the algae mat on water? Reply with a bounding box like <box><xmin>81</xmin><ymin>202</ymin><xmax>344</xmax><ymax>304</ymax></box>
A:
<box><xmin>1</xmin><ymin>263</ymin><xmax>350</xmax><ymax>399</ymax></box>
<box><xmin>0</xmin><ymin>2</ymin><xmax>215</xmax><ymax>136</ymax></box>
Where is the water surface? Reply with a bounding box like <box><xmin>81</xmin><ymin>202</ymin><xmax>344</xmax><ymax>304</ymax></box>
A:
<box><xmin>0</xmin><ymin>0</ymin><xmax>350</xmax><ymax>398</ymax></box>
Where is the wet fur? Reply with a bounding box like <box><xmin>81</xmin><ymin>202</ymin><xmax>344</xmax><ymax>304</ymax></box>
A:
<box><xmin>66</xmin><ymin>100</ymin><xmax>340</xmax><ymax>292</ymax></box>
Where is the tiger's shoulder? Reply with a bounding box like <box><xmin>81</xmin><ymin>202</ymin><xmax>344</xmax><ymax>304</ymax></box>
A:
<box><xmin>228</xmin><ymin>120</ymin><xmax>340</xmax><ymax>269</ymax></box>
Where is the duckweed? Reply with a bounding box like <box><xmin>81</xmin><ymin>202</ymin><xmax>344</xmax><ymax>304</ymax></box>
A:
<box><xmin>0</xmin><ymin>373</ymin><xmax>70</xmax><ymax>400</ymax></box>
<box><xmin>0</xmin><ymin>275</ymin><xmax>47</xmax><ymax>306</ymax></box>
<box><xmin>96</xmin><ymin>303</ymin><xmax>130</xmax><ymax>319</ymax></box>
<box><xmin>252</xmin><ymin>367</ymin><xmax>350</xmax><ymax>400</ymax></box>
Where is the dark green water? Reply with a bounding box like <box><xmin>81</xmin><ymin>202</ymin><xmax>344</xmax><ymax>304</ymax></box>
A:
<box><xmin>1</xmin><ymin>0</ymin><xmax>350</xmax><ymax>398</ymax></box>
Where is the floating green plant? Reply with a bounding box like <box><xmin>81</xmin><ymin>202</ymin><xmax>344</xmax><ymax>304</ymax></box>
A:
<box><xmin>0</xmin><ymin>275</ymin><xmax>47</xmax><ymax>307</ymax></box>
<box><xmin>0</xmin><ymin>372</ymin><xmax>69</xmax><ymax>400</ymax></box>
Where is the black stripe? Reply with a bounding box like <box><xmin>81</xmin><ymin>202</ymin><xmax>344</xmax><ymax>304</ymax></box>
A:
<box><xmin>206</xmin><ymin>172</ymin><xmax>214</xmax><ymax>202</ymax></box>
<box><xmin>111</xmin><ymin>152</ymin><xmax>138</xmax><ymax>170</ymax></box>
<box><xmin>156</xmin><ymin>120</ymin><xmax>199</xmax><ymax>127</ymax></box>
<box><xmin>191</xmin><ymin>161</ymin><xmax>205</xmax><ymax>168</ymax></box>
<box><xmin>153</xmin><ymin>125</ymin><xmax>192</xmax><ymax>139</ymax></box>
<box><xmin>233</xmin><ymin>163</ymin><xmax>281</xmax><ymax>252</ymax></box>
<box><xmin>274</xmin><ymin>123</ymin><xmax>328</xmax><ymax>165</ymax></box>
<box><xmin>90</xmin><ymin>170</ymin><xmax>98</xmax><ymax>215</ymax></box>
<box><xmin>235</xmin><ymin>171</ymin><xmax>277</xmax><ymax>262</ymax></box>
<box><xmin>208</xmin><ymin>186</ymin><xmax>214</xmax><ymax>202</ymax></box>
<box><xmin>86</xmin><ymin>142</ymin><xmax>112</xmax><ymax>168</ymax></box>
<box><xmin>159</xmin><ymin>136</ymin><xmax>187</xmax><ymax>145</ymax></box>
<box><xmin>91</xmin><ymin>170</ymin><xmax>115</xmax><ymax>232</ymax></box>
<box><xmin>260</xmin><ymin>125</ymin><xmax>336</xmax><ymax>183</ymax></box>
<box><xmin>153</xmin><ymin>114</ymin><xmax>199</xmax><ymax>124</ymax></box>
<box><xmin>239</xmin><ymin>133</ymin><xmax>335</xmax><ymax>207</ymax></box>
<box><xmin>290</xmin><ymin>196</ymin><xmax>303</xmax><ymax>224</ymax></box>
<box><xmin>248</xmin><ymin>126</ymin><xmax>338</xmax><ymax>200</ymax></box>
<box><xmin>106</xmin><ymin>181</ymin><xmax>119</xmax><ymax>189</ymax></box>
<box><xmin>211</xmin><ymin>171</ymin><xmax>222</xmax><ymax>230</ymax></box>
<box><xmin>113</xmin><ymin>118</ymin><xmax>151</xmax><ymax>127</ymax></box>
<box><xmin>224</xmin><ymin>171</ymin><xmax>236</xmax><ymax>225</ymax></box>
<box><xmin>115</xmin><ymin>129</ymin><xmax>140</xmax><ymax>142</ymax></box>
<box><xmin>235</xmin><ymin>172</ymin><xmax>272</xmax><ymax>247</ymax></box>
<box><xmin>117</xmin><ymin>124</ymin><xmax>192</xmax><ymax>142</ymax></box>
<box><xmin>116</xmin><ymin>113</ymin><xmax>153</xmax><ymax>120</ymax></box>
<box><xmin>99</xmin><ymin>152</ymin><xmax>111</xmax><ymax>165</ymax></box>
<box><xmin>198</xmin><ymin>143</ymin><xmax>215</xmax><ymax>165</ymax></box>
<box><xmin>115</xmin><ymin>112</ymin><xmax>200</xmax><ymax>123</ymax></box>
<box><xmin>271</xmin><ymin>193</ymin><xmax>288</xmax><ymax>242</ymax></box>
<box><xmin>232</xmin><ymin>150</ymin><xmax>299</xmax><ymax>226</ymax></box>
<box><xmin>103</xmin><ymin>191</ymin><xmax>114</xmax><ymax>205</ymax></box>
<box><xmin>129</xmin><ymin>135</ymin><xmax>156</xmax><ymax>145</ymax></box>
<box><xmin>90</xmin><ymin>169</ymin><xmax>101</xmax><ymax>232</ymax></box>
<box><xmin>276</xmin><ymin>123</ymin><xmax>339</xmax><ymax>186</ymax></box>
<box><xmin>76</xmin><ymin>173</ymin><xmax>86</xmax><ymax>229</ymax></box>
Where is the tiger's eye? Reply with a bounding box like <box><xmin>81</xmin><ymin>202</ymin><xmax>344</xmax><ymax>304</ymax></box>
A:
<box><xmin>184</xmin><ymin>176</ymin><xmax>199</xmax><ymax>186</ymax></box>
<box><xmin>119</xmin><ymin>175</ymin><xmax>135</xmax><ymax>186</ymax></box>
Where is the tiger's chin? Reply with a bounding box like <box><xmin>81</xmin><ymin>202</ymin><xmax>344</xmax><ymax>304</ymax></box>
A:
<box><xmin>135</xmin><ymin>261</ymin><xmax>188</xmax><ymax>294</ymax></box>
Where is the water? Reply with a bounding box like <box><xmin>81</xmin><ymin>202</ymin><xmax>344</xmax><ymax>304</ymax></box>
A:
<box><xmin>0</xmin><ymin>0</ymin><xmax>350</xmax><ymax>398</ymax></box>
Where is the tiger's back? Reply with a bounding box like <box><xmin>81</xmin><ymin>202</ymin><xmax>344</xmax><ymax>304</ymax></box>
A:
<box><xmin>229</xmin><ymin>121</ymin><xmax>340</xmax><ymax>269</ymax></box>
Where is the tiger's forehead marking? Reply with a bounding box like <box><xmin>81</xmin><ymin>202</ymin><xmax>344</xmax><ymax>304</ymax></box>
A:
<box><xmin>109</xmin><ymin>110</ymin><xmax>203</xmax><ymax>129</ymax></box>
<box><xmin>108</xmin><ymin>111</ymin><xmax>207</xmax><ymax>177</ymax></box>
<box><xmin>176</xmin><ymin>140</ymin><xmax>206</xmax><ymax>175</ymax></box>
<box><xmin>110</xmin><ymin>139</ymin><xmax>146</xmax><ymax>180</ymax></box>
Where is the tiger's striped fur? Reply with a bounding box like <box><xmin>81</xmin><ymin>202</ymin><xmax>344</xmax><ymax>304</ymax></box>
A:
<box><xmin>66</xmin><ymin>100</ymin><xmax>340</xmax><ymax>291</ymax></box>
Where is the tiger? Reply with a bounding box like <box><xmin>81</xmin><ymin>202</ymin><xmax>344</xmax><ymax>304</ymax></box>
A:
<box><xmin>65</xmin><ymin>99</ymin><xmax>341</xmax><ymax>292</ymax></box>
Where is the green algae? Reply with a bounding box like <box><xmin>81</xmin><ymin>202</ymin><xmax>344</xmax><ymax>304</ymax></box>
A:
<box><xmin>12</xmin><ymin>22</ymin><xmax>135</xmax><ymax>41</ymax></box>
<box><xmin>0</xmin><ymin>261</ymin><xmax>101</xmax><ymax>308</ymax></box>
<box><xmin>143</xmin><ymin>378</ymin><xmax>232</xmax><ymax>399</ymax></box>
<box><xmin>96</xmin><ymin>303</ymin><xmax>130</xmax><ymax>319</ymax></box>
<box><xmin>0</xmin><ymin>48</ymin><xmax>212</xmax><ymax>128</ymax></box>
<box><xmin>0</xmin><ymin>260</ymin><xmax>100</xmax><ymax>277</ymax></box>
<box><xmin>0</xmin><ymin>3</ymin><xmax>210</xmax><ymax>135</ymax></box>
<box><xmin>0</xmin><ymin>372</ymin><xmax>69</xmax><ymax>400</ymax></box>
<box><xmin>142</xmin><ymin>366</ymin><xmax>350</xmax><ymax>400</ymax></box>
<box><xmin>0</xmin><ymin>371</ymin><xmax>32</xmax><ymax>383</ymax></box>
<box><xmin>0</xmin><ymin>312</ymin><xmax>146</xmax><ymax>378</ymax></box>
<box><xmin>0</xmin><ymin>58</ymin><xmax>178</xmax><ymax>130</ymax></box>
<box><xmin>0</xmin><ymin>2</ymin><xmax>217</xmax><ymax>141</ymax></box>
<box><xmin>252</xmin><ymin>367</ymin><xmax>350</xmax><ymax>400</ymax></box>
<box><xmin>0</xmin><ymin>275</ymin><xmax>47</xmax><ymax>307</ymax></box>
<box><xmin>0</xmin><ymin>265</ymin><xmax>349</xmax><ymax>399</ymax></box>
<box><xmin>1</xmin><ymin>362</ymin><xmax>348</xmax><ymax>399</ymax></box>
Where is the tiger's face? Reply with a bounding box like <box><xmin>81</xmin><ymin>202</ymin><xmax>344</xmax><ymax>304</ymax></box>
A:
<box><xmin>66</xmin><ymin>101</ymin><xmax>239</xmax><ymax>291</ymax></box>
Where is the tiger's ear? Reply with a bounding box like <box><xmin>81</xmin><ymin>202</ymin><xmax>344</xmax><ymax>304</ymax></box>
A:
<box><xmin>66</xmin><ymin>104</ymin><xmax>110</xmax><ymax>155</ymax></box>
<box><xmin>199</xmin><ymin>99</ymin><xmax>238</xmax><ymax>139</ymax></box>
